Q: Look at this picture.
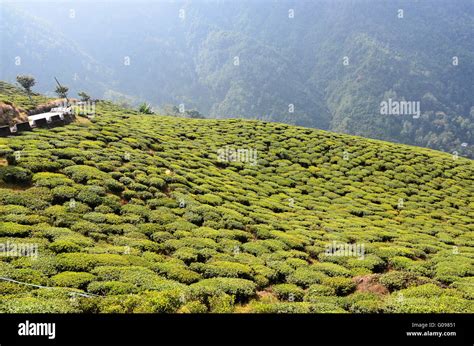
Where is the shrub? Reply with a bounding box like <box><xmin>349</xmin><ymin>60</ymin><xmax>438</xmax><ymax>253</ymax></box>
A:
<box><xmin>384</xmin><ymin>293</ymin><xmax>472</xmax><ymax>313</ymax></box>
<box><xmin>98</xmin><ymin>294</ymin><xmax>143</xmax><ymax>313</ymax></box>
<box><xmin>321</xmin><ymin>277</ymin><xmax>356</xmax><ymax>296</ymax></box>
<box><xmin>1</xmin><ymin>268</ymin><xmax>49</xmax><ymax>286</ymax></box>
<box><xmin>87</xmin><ymin>281</ymin><xmax>139</xmax><ymax>295</ymax></box>
<box><xmin>178</xmin><ymin>236</ymin><xmax>219</xmax><ymax>250</ymax></box>
<box><xmin>18</xmin><ymin>159</ymin><xmax>61</xmax><ymax>172</ymax></box>
<box><xmin>285</xmin><ymin>257</ymin><xmax>309</xmax><ymax>269</ymax></box>
<box><xmin>148</xmin><ymin>209</ymin><xmax>176</xmax><ymax>224</ymax></box>
<box><xmin>121</xmin><ymin>204</ymin><xmax>151</xmax><ymax>219</ymax></box>
<box><xmin>0</xmin><ymin>297</ymin><xmax>78</xmax><ymax>313</ymax></box>
<box><xmin>311</xmin><ymin>262</ymin><xmax>351</xmax><ymax>277</ymax></box>
<box><xmin>287</xmin><ymin>267</ymin><xmax>328</xmax><ymax>288</ymax></box>
<box><xmin>189</xmin><ymin>278</ymin><xmax>256</xmax><ymax>303</ymax></box>
<box><xmin>450</xmin><ymin>278</ymin><xmax>474</xmax><ymax>299</ymax></box>
<box><xmin>305</xmin><ymin>284</ymin><xmax>336</xmax><ymax>297</ymax></box>
<box><xmin>395</xmin><ymin>283</ymin><xmax>451</xmax><ymax>298</ymax></box>
<box><xmin>248</xmin><ymin>301</ymin><xmax>345</xmax><ymax>313</ymax></box>
<box><xmin>241</xmin><ymin>242</ymin><xmax>272</xmax><ymax>256</ymax></box>
<box><xmin>63</xmin><ymin>165</ymin><xmax>109</xmax><ymax>183</ymax></box>
<box><xmin>272</xmin><ymin>283</ymin><xmax>304</xmax><ymax>301</ymax></box>
<box><xmin>51</xmin><ymin>186</ymin><xmax>78</xmax><ymax>202</ymax></box>
<box><xmin>51</xmin><ymin>271</ymin><xmax>96</xmax><ymax>289</ymax></box>
<box><xmin>32</xmin><ymin>172</ymin><xmax>74</xmax><ymax>188</ymax></box>
<box><xmin>164</xmin><ymin>221</ymin><xmax>199</xmax><ymax>233</ymax></box>
<box><xmin>270</xmin><ymin>231</ymin><xmax>309</xmax><ymax>249</ymax></box>
<box><xmin>71</xmin><ymin>220</ymin><xmax>101</xmax><ymax>235</ymax></box>
<box><xmin>91</xmin><ymin>265</ymin><xmax>183</xmax><ymax>291</ymax></box>
<box><xmin>178</xmin><ymin>301</ymin><xmax>208</xmax><ymax>313</ymax></box>
<box><xmin>265</xmin><ymin>260</ymin><xmax>294</xmax><ymax>278</ymax></box>
<box><xmin>190</xmin><ymin>261</ymin><xmax>252</xmax><ymax>279</ymax></box>
<box><xmin>0</xmin><ymin>188</ymin><xmax>49</xmax><ymax>210</ymax></box>
<box><xmin>134</xmin><ymin>289</ymin><xmax>184</xmax><ymax>313</ymax></box>
<box><xmin>152</xmin><ymin>262</ymin><xmax>202</xmax><ymax>284</ymax></box>
<box><xmin>434</xmin><ymin>257</ymin><xmax>473</xmax><ymax>284</ymax></box>
<box><xmin>0</xmin><ymin>222</ymin><xmax>31</xmax><ymax>237</ymax></box>
<box><xmin>208</xmin><ymin>293</ymin><xmax>235</xmax><ymax>313</ymax></box>
<box><xmin>388</xmin><ymin>256</ymin><xmax>429</xmax><ymax>275</ymax></box>
<box><xmin>12</xmin><ymin>255</ymin><xmax>59</xmax><ymax>276</ymax></box>
<box><xmin>196</xmin><ymin>193</ymin><xmax>223</xmax><ymax>206</ymax></box>
<box><xmin>76</xmin><ymin>186</ymin><xmax>104</xmax><ymax>207</ymax></box>
<box><xmin>148</xmin><ymin>177</ymin><xmax>166</xmax><ymax>188</ymax></box>
<box><xmin>378</xmin><ymin>271</ymin><xmax>417</xmax><ymax>291</ymax></box>
<box><xmin>347</xmin><ymin>254</ymin><xmax>386</xmax><ymax>272</ymax></box>
<box><xmin>0</xmin><ymin>205</ymin><xmax>30</xmax><ymax>215</ymax></box>
<box><xmin>0</xmin><ymin>166</ymin><xmax>32</xmax><ymax>184</ymax></box>
<box><xmin>49</xmin><ymin>240</ymin><xmax>82</xmax><ymax>253</ymax></box>
<box><xmin>348</xmin><ymin>299</ymin><xmax>384</xmax><ymax>313</ymax></box>
<box><xmin>0</xmin><ymin>281</ymin><xmax>30</xmax><ymax>295</ymax></box>
<box><xmin>173</xmin><ymin>247</ymin><xmax>199</xmax><ymax>264</ymax></box>
<box><xmin>57</xmin><ymin>253</ymin><xmax>129</xmax><ymax>271</ymax></box>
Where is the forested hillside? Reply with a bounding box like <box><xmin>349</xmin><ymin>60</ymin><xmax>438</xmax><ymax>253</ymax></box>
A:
<box><xmin>0</xmin><ymin>82</ymin><xmax>472</xmax><ymax>313</ymax></box>
<box><xmin>0</xmin><ymin>1</ymin><xmax>473</xmax><ymax>156</ymax></box>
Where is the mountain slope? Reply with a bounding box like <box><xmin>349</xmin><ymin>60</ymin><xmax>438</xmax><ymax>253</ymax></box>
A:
<box><xmin>2</xmin><ymin>0</ymin><xmax>473</xmax><ymax>158</ymax></box>
<box><xmin>0</xmin><ymin>83</ymin><xmax>472</xmax><ymax>313</ymax></box>
<box><xmin>0</xmin><ymin>4</ymin><xmax>115</xmax><ymax>99</ymax></box>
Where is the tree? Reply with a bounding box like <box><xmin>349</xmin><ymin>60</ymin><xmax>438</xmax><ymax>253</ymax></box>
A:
<box><xmin>55</xmin><ymin>85</ymin><xmax>69</xmax><ymax>99</ymax></box>
<box><xmin>161</xmin><ymin>105</ymin><xmax>205</xmax><ymax>118</ymax></box>
<box><xmin>139</xmin><ymin>103</ymin><xmax>153</xmax><ymax>114</ymax></box>
<box><xmin>16</xmin><ymin>75</ymin><xmax>35</xmax><ymax>102</ymax></box>
<box><xmin>78</xmin><ymin>92</ymin><xmax>91</xmax><ymax>102</ymax></box>
<box><xmin>186</xmin><ymin>109</ymin><xmax>205</xmax><ymax>119</ymax></box>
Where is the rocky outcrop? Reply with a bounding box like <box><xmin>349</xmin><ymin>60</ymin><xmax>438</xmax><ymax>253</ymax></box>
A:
<box><xmin>0</xmin><ymin>102</ymin><xmax>28</xmax><ymax>126</ymax></box>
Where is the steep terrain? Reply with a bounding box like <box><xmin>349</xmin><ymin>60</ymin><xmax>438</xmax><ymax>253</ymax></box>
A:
<box><xmin>1</xmin><ymin>0</ymin><xmax>473</xmax><ymax>157</ymax></box>
<box><xmin>0</xmin><ymin>82</ymin><xmax>472</xmax><ymax>313</ymax></box>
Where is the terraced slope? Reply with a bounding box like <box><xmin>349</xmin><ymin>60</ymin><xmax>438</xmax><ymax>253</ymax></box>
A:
<box><xmin>0</xmin><ymin>85</ymin><xmax>472</xmax><ymax>313</ymax></box>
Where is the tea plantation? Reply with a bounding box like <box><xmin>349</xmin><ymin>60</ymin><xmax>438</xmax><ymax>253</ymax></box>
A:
<box><xmin>0</xmin><ymin>82</ymin><xmax>472</xmax><ymax>313</ymax></box>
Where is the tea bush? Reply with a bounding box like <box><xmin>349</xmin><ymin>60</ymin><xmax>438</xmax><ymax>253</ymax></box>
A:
<box><xmin>272</xmin><ymin>283</ymin><xmax>304</xmax><ymax>301</ymax></box>
<box><xmin>133</xmin><ymin>289</ymin><xmax>184</xmax><ymax>313</ymax></box>
<box><xmin>0</xmin><ymin>166</ymin><xmax>32</xmax><ymax>184</ymax></box>
<box><xmin>63</xmin><ymin>165</ymin><xmax>110</xmax><ymax>183</ymax></box>
<box><xmin>190</xmin><ymin>261</ymin><xmax>252</xmax><ymax>279</ymax></box>
<box><xmin>208</xmin><ymin>293</ymin><xmax>235</xmax><ymax>312</ymax></box>
<box><xmin>152</xmin><ymin>262</ymin><xmax>202</xmax><ymax>284</ymax></box>
<box><xmin>178</xmin><ymin>300</ymin><xmax>208</xmax><ymax>313</ymax></box>
<box><xmin>189</xmin><ymin>278</ymin><xmax>256</xmax><ymax>302</ymax></box>
<box><xmin>321</xmin><ymin>277</ymin><xmax>356</xmax><ymax>296</ymax></box>
<box><xmin>287</xmin><ymin>267</ymin><xmax>328</xmax><ymax>288</ymax></box>
<box><xmin>0</xmin><ymin>297</ymin><xmax>78</xmax><ymax>313</ymax></box>
<box><xmin>87</xmin><ymin>281</ymin><xmax>139</xmax><ymax>295</ymax></box>
<box><xmin>378</xmin><ymin>271</ymin><xmax>418</xmax><ymax>291</ymax></box>
<box><xmin>51</xmin><ymin>271</ymin><xmax>96</xmax><ymax>289</ymax></box>
<box><xmin>56</xmin><ymin>253</ymin><xmax>130</xmax><ymax>271</ymax></box>
<box><xmin>0</xmin><ymin>84</ymin><xmax>472</xmax><ymax>314</ymax></box>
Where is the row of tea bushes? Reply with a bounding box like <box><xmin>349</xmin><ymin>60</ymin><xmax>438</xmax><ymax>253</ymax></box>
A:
<box><xmin>0</xmin><ymin>84</ymin><xmax>472</xmax><ymax>313</ymax></box>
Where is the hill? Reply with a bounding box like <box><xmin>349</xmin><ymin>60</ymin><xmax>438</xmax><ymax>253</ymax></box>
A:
<box><xmin>0</xmin><ymin>82</ymin><xmax>472</xmax><ymax>313</ymax></box>
<box><xmin>1</xmin><ymin>0</ymin><xmax>473</xmax><ymax>158</ymax></box>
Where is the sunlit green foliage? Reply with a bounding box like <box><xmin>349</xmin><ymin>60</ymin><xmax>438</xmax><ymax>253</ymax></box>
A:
<box><xmin>0</xmin><ymin>84</ymin><xmax>472</xmax><ymax>313</ymax></box>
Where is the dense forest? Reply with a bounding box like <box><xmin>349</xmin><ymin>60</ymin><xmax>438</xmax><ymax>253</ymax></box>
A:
<box><xmin>0</xmin><ymin>0</ymin><xmax>472</xmax><ymax>157</ymax></box>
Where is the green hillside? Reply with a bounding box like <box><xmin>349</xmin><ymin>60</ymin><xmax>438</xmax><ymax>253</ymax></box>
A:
<box><xmin>2</xmin><ymin>0</ymin><xmax>473</xmax><ymax>157</ymax></box>
<box><xmin>0</xmin><ymin>83</ymin><xmax>472</xmax><ymax>313</ymax></box>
